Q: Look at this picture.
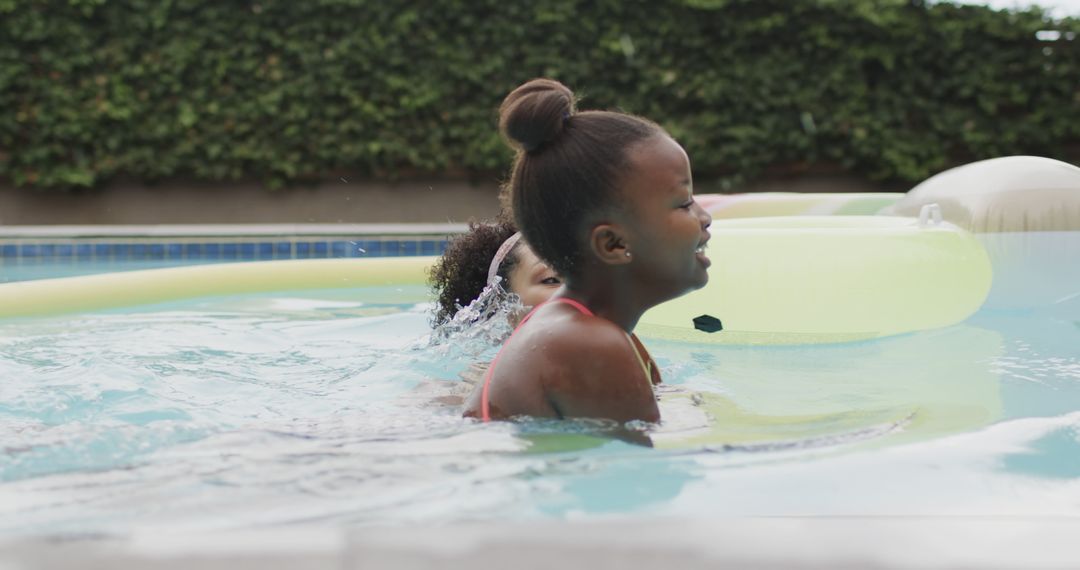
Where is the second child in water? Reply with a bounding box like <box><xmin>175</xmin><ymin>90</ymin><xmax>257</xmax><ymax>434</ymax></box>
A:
<box><xmin>463</xmin><ymin>79</ymin><xmax>712</xmax><ymax>424</ymax></box>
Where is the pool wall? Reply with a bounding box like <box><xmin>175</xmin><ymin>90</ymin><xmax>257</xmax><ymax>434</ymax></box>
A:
<box><xmin>0</xmin><ymin>224</ymin><xmax>459</xmax><ymax>264</ymax></box>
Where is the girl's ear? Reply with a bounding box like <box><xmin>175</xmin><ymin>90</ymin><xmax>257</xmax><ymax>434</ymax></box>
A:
<box><xmin>588</xmin><ymin>223</ymin><xmax>632</xmax><ymax>266</ymax></box>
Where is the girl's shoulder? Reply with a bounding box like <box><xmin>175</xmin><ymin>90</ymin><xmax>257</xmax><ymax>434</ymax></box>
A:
<box><xmin>516</xmin><ymin>300</ymin><xmax>630</xmax><ymax>352</ymax></box>
<box><xmin>513</xmin><ymin>303</ymin><xmax>660</xmax><ymax>422</ymax></box>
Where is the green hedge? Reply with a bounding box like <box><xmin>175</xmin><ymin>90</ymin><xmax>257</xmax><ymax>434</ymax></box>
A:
<box><xmin>1</xmin><ymin>0</ymin><xmax>1078</xmax><ymax>190</ymax></box>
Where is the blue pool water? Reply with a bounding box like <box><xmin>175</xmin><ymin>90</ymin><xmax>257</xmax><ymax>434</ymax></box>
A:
<box><xmin>0</xmin><ymin>264</ymin><xmax>1078</xmax><ymax>536</ymax></box>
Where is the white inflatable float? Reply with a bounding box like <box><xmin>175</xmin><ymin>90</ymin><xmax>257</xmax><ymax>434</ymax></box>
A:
<box><xmin>884</xmin><ymin>156</ymin><xmax>1080</xmax><ymax>315</ymax></box>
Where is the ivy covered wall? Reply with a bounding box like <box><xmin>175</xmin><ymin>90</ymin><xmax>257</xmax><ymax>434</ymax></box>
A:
<box><xmin>1</xmin><ymin>0</ymin><xmax>1077</xmax><ymax>190</ymax></box>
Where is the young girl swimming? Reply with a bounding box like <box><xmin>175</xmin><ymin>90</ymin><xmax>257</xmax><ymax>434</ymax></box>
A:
<box><xmin>463</xmin><ymin>78</ymin><xmax>712</xmax><ymax>424</ymax></box>
<box><xmin>425</xmin><ymin>200</ymin><xmax>908</xmax><ymax>449</ymax></box>
<box><xmin>428</xmin><ymin>215</ymin><xmax>562</xmax><ymax>328</ymax></box>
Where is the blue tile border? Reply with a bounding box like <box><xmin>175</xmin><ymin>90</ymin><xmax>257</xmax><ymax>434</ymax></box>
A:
<box><xmin>0</xmin><ymin>236</ymin><xmax>449</xmax><ymax>263</ymax></box>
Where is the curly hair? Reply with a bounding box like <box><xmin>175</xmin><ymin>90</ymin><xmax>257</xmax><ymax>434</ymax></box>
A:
<box><xmin>428</xmin><ymin>216</ymin><xmax>521</xmax><ymax>326</ymax></box>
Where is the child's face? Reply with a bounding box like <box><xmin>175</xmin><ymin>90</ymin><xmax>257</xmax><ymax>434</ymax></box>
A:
<box><xmin>507</xmin><ymin>243</ymin><xmax>562</xmax><ymax>308</ymax></box>
<box><xmin>620</xmin><ymin>135</ymin><xmax>712</xmax><ymax>300</ymax></box>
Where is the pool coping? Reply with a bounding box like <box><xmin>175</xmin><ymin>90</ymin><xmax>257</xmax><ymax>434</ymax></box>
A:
<box><xmin>0</xmin><ymin>223</ymin><xmax>468</xmax><ymax>239</ymax></box>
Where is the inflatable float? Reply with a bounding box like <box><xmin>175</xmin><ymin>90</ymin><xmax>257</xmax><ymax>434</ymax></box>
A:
<box><xmin>637</xmin><ymin>214</ymin><xmax>991</xmax><ymax>345</ymax></box>
<box><xmin>0</xmin><ymin>258</ymin><xmax>428</xmax><ymax>319</ymax></box>
<box><xmin>884</xmin><ymin>156</ymin><xmax>1080</xmax><ymax>315</ymax></box>
<box><xmin>696</xmin><ymin>192</ymin><xmax>903</xmax><ymax>218</ymax></box>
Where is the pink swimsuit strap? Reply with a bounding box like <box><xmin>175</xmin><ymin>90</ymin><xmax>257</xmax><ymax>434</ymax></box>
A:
<box><xmin>480</xmin><ymin>298</ymin><xmax>594</xmax><ymax>422</ymax></box>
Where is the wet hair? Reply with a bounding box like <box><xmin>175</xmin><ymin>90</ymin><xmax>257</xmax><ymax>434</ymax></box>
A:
<box><xmin>428</xmin><ymin>216</ymin><xmax>521</xmax><ymax>326</ymax></box>
<box><xmin>499</xmin><ymin>78</ymin><xmax>664</xmax><ymax>280</ymax></box>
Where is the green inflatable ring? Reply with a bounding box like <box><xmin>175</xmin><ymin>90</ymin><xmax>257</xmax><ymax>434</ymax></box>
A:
<box><xmin>637</xmin><ymin>215</ymin><xmax>991</xmax><ymax>344</ymax></box>
<box><xmin>0</xmin><ymin>257</ymin><xmax>431</xmax><ymax>319</ymax></box>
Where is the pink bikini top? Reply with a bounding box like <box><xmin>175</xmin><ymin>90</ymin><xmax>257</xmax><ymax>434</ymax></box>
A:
<box><xmin>479</xmin><ymin>298</ymin><xmax>654</xmax><ymax>422</ymax></box>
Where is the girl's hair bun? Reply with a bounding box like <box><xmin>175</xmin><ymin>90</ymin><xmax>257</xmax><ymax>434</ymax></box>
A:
<box><xmin>498</xmin><ymin>78</ymin><xmax>575</xmax><ymax>153</ymax></box>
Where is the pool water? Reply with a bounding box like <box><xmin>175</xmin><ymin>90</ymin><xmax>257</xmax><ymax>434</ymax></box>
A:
<box><xmin>1</xmin><ymin>271</ymin><xmax>1079</xmax><ymax>536</ymax></box>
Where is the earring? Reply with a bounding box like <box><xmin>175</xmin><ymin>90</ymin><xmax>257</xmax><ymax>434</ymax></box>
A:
<box><xmin>625</xmin><ymin>251</ymin><xmax>632</xmax><ymax>258</ymax></box>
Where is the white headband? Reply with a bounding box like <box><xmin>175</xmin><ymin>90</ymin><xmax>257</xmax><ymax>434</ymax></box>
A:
<box><xmin>486</xmin><ymin>232</ymin><xmax>522</xmax><ymax>287</ymax></box>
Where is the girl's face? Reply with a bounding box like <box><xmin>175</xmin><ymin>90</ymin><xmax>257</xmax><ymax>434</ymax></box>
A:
<box><xmin>507</xmin><ymin>243</ymin><xmax>562</xmax><ymax>307</ymax></box>
<box><xmin>620</xmin><ymin>135</ymin><xmax>712</xmax><ymax>301</ymax></box>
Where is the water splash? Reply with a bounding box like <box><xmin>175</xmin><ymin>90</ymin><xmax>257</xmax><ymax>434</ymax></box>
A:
<box><xmin>414</xmin><ymin>278</ymin><xmax>527</xmax><ymax>365</ymax></box>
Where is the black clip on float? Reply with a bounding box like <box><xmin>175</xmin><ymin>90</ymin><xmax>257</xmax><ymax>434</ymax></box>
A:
<box><xmin>693</xmin><ymin>314</ymin><xmax>723</xmax><ymax>333</ymax></box>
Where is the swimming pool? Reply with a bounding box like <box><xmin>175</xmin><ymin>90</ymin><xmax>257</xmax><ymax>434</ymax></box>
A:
<box><xmin>1</xmin><ymin>256</ymin><xmax>1078</xmax><ymax>537</ymax></box>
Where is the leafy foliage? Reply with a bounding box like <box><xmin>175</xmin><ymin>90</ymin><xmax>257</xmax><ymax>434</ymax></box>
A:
<box><xmin>1</xmin><ymin>0</ymin><xmax>1077</xmax><ymax>190</ymax></box>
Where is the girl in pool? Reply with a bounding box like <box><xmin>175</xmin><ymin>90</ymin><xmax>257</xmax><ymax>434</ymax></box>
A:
<box><xmin>428</xmin><ymin>215</ymin><xmax>562</xmax><ymax>328</ymax></box>
<box><xmin>462</xmin><ymin>78</ymin><xmax>712</xmax><ymax>424</ymax></box>
<box><xmin>418</xmin><ymin>215</ymin><xmax>567</xmax><ymax>406</ymax></box>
